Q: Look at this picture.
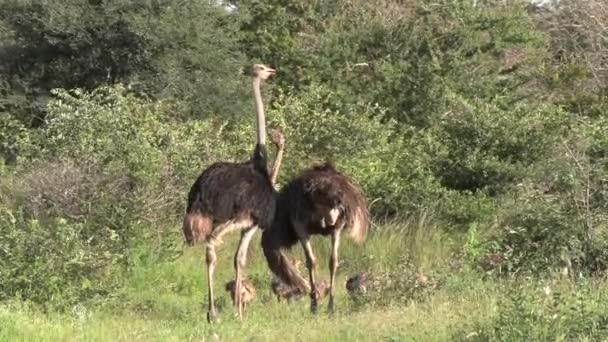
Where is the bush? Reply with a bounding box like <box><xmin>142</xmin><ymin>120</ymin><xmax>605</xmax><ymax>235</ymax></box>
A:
<box><xmin>0</xmin><ymin>0</ymin><xmax>249</xmax><ymax>124</ymax></box>
<box><xmin>268</xmin><ymin>84</ymin><xmax>443</xmax><ymax>216</ymax></box>
<box><xmin>479</xmin><ymin>115</ymin><xmax>608</xmax><ymax>276</ymax></box>
<box><xmin>31</xmin><ymin>85</ymin><xmax>252</xmax><ymax>223</ymax></box>
<box><xmin>238</xmin><ymin>0</ymin><xmax>546</xmax><ymax>128</ymax></box>
<box><xmin>0</xmin><ymin>84</ymin><xmax>256</xmax><ymax>307</ymax></box>
<box><xmin>432</xmin><ymin>92</ymin><xmax>571</xmax><ymax>195</ymax></box>
<box><xmin>0</xmin><ymin>207</ymin><xmax>124</xmax><ymax>308</ymax></box>
<box><xmin>455</xmin><ymin>280</ymin><xmax>608</xmax><ymax>341</ymax></box>
<box><xmin>0</xmin><ymin>114</ymin><xmax>32</xmax><ymax>165</ymax></box>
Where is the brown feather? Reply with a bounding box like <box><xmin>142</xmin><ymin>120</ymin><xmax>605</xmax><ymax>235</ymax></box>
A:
<box><xmin>261</xmin><ymin>161</ymin><xmax>370</xmax><ymax>296</ymax></box>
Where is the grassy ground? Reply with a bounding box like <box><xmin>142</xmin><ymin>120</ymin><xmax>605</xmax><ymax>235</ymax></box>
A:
<box><xmin>1</xmin><ymin>221</ymin><xmax>607</xmax><ymax>341</ymax></box>
<box><xmin>0</xmin><ymin>295</ymin><xmax>495</xmax><ymax>342</ymax></box>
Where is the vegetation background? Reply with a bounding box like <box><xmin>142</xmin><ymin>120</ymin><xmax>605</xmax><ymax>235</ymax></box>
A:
<box><xmin>1</xmin><ymin>0</ymin><xmax>607</xmax><ymax>340</ymax></box>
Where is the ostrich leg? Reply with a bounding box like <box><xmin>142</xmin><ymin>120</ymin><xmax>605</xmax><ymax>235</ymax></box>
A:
<box><xmin>328</xmin><ymin>228</ymin><xmax>342</xmax><ymax>314</ymax></box>
<box><xmin>205</xmin><ymin>219</ymin><xmax>253</xmax><ymax>323</ymax></box>
<box><xmin>294</xmin><ymin>222</ymin><xmax>320</xmax><ymax>313</ymax></box>
<box><xmin>206</xmin><ymin>244</ymin><xmax>218</xmax><ymax>322</ymax></box>
<box><xmin>234</xmin><ymin>226</ymin><xmax>258</xmax><ymax>319</ymax></box>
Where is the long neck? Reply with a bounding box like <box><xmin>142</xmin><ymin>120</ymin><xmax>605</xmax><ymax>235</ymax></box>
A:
<box><xmin>253</xmin><ymin>77</ymin><xmax>266</xmax><ymax>146</ymax></box>
<box><xmin>270</xmin><ymin>144</ymin><xmax>284</xmax><ymax>186</ymax></box>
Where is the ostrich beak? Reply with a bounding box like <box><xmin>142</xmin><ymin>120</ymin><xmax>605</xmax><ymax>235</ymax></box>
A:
<box><xmin>267</xmin><ymin>67</ymin><xmax>276</xmax><ymax>74</ymax></box>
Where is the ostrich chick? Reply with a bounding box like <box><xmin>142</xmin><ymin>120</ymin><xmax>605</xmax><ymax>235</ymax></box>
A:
<box><xmin>271</xmin><ymin>279</ymin><xmax>304</xmax><ymax>303</ymax></box>
<box><xmin>270</xmin><ymin>256</ymin><xmax>303</xmax><ymax>302</ymax></box>
<box><xmin>271</xmin><ymin>279</ymin><xmax>330</xmax><ymax>303</ymax></box>
<box><xmin>225</xmin><ymin>279</ymin><xmax>256</xmax><ymax>310</ymax></box>
<box><xmin>346</xmin><ymin>272</ymin><xmax>370</xmax><ymax>296</ymax></box>
<box><xmin>270</xmin><ymin>257</ymin><xmax>332</xmax><ymax>302</ymax></box>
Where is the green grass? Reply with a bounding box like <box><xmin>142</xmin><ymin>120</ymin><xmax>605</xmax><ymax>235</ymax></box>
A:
<box><xmin>0</xmin><ymin>277</ymin><xmax>499</xmax><ymax>342</ymax></box>
<box><xmin>0</xmin><ymin>299</ymin><xmax>492</xmax><ymax>342</ymax></box>
<box><xmin>1</xmin><ymin>221</ymin><xmax>607</xmax><ymax>341</ymax></box>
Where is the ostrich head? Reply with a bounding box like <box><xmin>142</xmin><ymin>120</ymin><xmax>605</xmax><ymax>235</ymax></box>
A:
<box><xmin>270</xmin><ymin>128</ymin><xmax>286</xmax><ymax>149</ymax></box>
<box><xmin>325</xmin><ymin>205</ymin><xmax>344</xmax><ymax>227</ymax></box>
<box><xmin>252</xmin><ymin>64</ymin><xmax>276</xmax><ymax>80</ymax></box>
<box><xmin>317</xmin><ymin>199</ymin><xmax>345</xmax><ymax>228</ymax></box>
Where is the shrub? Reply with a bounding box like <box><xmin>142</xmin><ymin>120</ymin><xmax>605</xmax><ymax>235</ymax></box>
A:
<box><xmin>30</xmin><ymin>85</ymin><xmax>252</xmax><ymax>224</ymax></box>
<box><xmin>431</xmin><ymin>92</ymin><xmax>571</xmax><ymax>195</ymax></box>
<box><xmin>455</xmin><ymin>280</ymin><xmax>608</xmax><ymax>341</ymax></box>
<box><xmin>268</xmin><ymin>84</ymin><xmax>443</xmax><ymax>216</ymax></box>
<box><xmin>0</xmin><ymin>207</ymin><xmax>124</xmax><ymax>308</ymax></box>
<box><xmin>0</xmin><ymin>85</ymin><xmax>255</xmax><ymax>307</ymax></box>
<box><xmin>0</xmin><ymin>114</ymin><xmax>32</xmax><ymax>165</ymax></box>
<box><xmin>482</xmin><ymin>116</ymin><xmax>608</xmax><ymax>275</ymax></box>
<box><xmin>0</xmin><ymin>0</ymin><xmax>249</xmax><ymax>124</ymax></box>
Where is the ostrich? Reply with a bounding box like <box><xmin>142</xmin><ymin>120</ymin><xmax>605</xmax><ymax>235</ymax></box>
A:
<box><xmin>262</xmin><ymin>162</ymin><xmax>369</xmax><ymax>313</ymax></box>
<box><xmin>269</xmin><ymin>256</ymin><xmax>303</xmax><ymax>302</ymax></box>
<box><xmin>225</xmin><ymin>279</ymin><xmax>256</xmax><ymax>312</ymax></box>
<box><xmin>182</xmin><ymin>64</ymin><xmax>278</xmax><ymax>322</ymax></box>
<box><xmin>271</xmin><ymin>278</ymin><xmax>304</xmax><ymax>303</ymax></box>
<box><xmin>182</xmin><ymin>127</ymin><xmax>285</xmax><ymax>245</ymax></box>
<box><xmin>269</xmin><ymin>256</ymin><xmax>302</xmax><ymax>302</ymax></box>
<box><xmin>268</xmin><ymin>255</ymin><xmax>330</xmax><ymax>303</ymax></box>
<box><xmin>345</xmin><ymin>272</ymin><xmax>370</xmax><ymax>296</ymax></box>
<box><xmin>272</xmin><ymin>277</ymin><xmax>330</xmax><ymax>303</ymax></box>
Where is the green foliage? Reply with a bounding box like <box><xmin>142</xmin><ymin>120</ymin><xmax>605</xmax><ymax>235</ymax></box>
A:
<box><xmin>37</xmin><ymin>85</ymin><xmax>249</xmax><ymax>184</ymax></box>
<box><xmin>237</xmin><ymin>0</ymin><xmax>546</xmax><ymax>126</ymax></box>
<box><xmin>268</xmin><ymin>84</ymin><xmax>442</xmax><ymax>215</ymax></box>
<box><xmin>0</xmin><ymin>0</ymin><xmax>248</xmax><ymax>125</ymax></box>
<box><xmin>0</xmin><ymin>208</ymin><xmax>124</xmax><ymax>307</ymax></box>
<box><xmin>432</xmin><ymin>93</ymin><xmax>571</xmax><ymax>194</ymax></box>
<box><xmin>128</xmin><ymin>1</ymin><xmax>249</xmax><ymax>119</ymax></box>
<box><xmin>457</xmin><ymin>280</ymin><xmax>608</xmax><ymax>341</ymax></box>
<box><xmin>486</xmin><ymin>116</ymin><xmax>608</xmax><ymax>275</ymax></box>
<box><xmin>0</xmin><ymin>0</ymin><xmax>607</xmax><ymax>324</ymax></box>
<box><xmin>0</xmin><ymin>85</ymin><xmax>254</xmax><ymax>306</ymax></box>
<box><xmin>493</xmin><ymin>191</ymin><xmax>588</xmax><ymax>275</ymax></box>
<box><xmin>437</xmin><ymin>191</ymin><xmax>498</xmax><ymax>230</ymax></box>
<box><xmin>0</xmin><ymin>114</ymin><xmax>32</xmax><ymax>164</ymax></box>
<box><xmin>31</xmin><ymin>84</ymin><xmax>256</xmax><ymax>237</ymax></box>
